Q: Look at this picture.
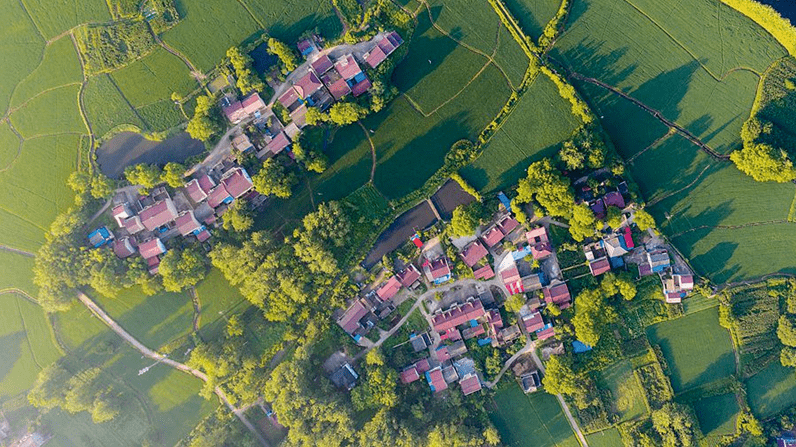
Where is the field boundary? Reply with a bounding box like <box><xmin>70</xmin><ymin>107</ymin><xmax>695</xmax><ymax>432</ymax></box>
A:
<box><xmin>646</xmin><ymin>164</ymin><xmax>712</xmax><ymax>207</ymax></box>
<box><xmin>0</xmin><ymin>119</ymin><xmax>25</xmax><ymax>174</ymax></box>
<box><xmin>669</xmin><ymin>219</ymin><xmax>789</xmax><ymax>239</ymax></box>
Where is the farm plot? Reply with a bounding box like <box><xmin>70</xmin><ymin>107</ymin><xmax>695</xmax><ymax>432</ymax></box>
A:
<box><xmin>0</xmin><ymin>250</ymin><xmax>37</xmax><ymax>295</ymax></box>
<box><xmin>161</xmin><ymin>0</ymin><xmax>260</xmax><ymax>72</ymax></box>
<box><xmin>84</xmin><ymin>74</ymin><xmax>147</xmax><ymax>138</ymax></box>
<box><xmin>0</xmin><ymin>134</ymin><xmax>80</xmax><ymax>237</ymax></box>
<box><xmin>393</xmin><ymin>12</ymin><xmax>491</xmax><ymax>113</ymax></box>
<box><xmin>460</xmin><ymin>72</ymin><xmax>581</xmax><ymax>191</ymax></box>
<box><xmin>585</xmin><ymin>428</ymin><xmax>623</xmax><ymax>447</ymax></box>
<box><xmin>21</xmin><ymin>0</ymin><xmax>110</xmax><ymax>39</ymax></box>
<box><xmin>693</xmin><ymin>393</ymin><xmax>739</xmax><ymax>439</ymax></box>
<box><xmin>598</xmin><ymin>359</ymin><xmax>648</xmax><ymax>422</ymax></box>
<box><xmin>9</xmin><ymin>85</ymin><xmax>84</xmax><ymax>138</ymax></box>
<box><xmin>10</xmin><ymin>37</ymin><xmax>83</xmax><ymax>109</ymax></box>
<box><xmin>503</xmin><ymin>0</ymin><xmax>561</xmax><ymax>41</ymax></box>
<box><xmin>241</xmin><ymin>0</ymin><xmax>342</xmax><ymax>43</ymax></box>
<box><xmin>727</xmin><ymin>283</ymin><xmax>781</xmax><ymax>375</ymax></box>
<box><xmin>747</xmin><ymin>360</ymin><xmax>796</xmax><ymax>418</ymax></box>
<box><xmin>646</xmin><ymin>307</ymin><xmax>735</xmax><ymax>393</ymax></box>
<box><xmin>137</xmin><ymin>100</ymin><xmax>185</xmax><ymax>130</ymax></box>
<box><xmin>488</xmin><ymin>382</ymin><xmax>580</xmax><ymax>447</ymax></box>
<box><xmin>551</xmin><ymin>0</ymin><xmax>785</xmax><ymax>155</ymax></box>
<box><xmin>110</xmin><ymin>48</ymin><xmax>198</xmax><ymax>107</ymax></box>
<box><xmin>0</xmin><ymin>0</ymin><xmax>46</xmax><ymax>115</ymax></box>
<box><xmin>0</xmin><ymin>121</ymin><xmax>20</xmax><ymax>172</ymax></box>
<box><xmin>194</xmin><ymin>268</ymin><xmax>249</xmax><ymax>340</ymax></box>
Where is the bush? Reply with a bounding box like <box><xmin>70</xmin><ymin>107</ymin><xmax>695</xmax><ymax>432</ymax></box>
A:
<box><xmin>75</xmin><ymin>21</ymin><xmax>156</xmax><ymax>74</ymax></box>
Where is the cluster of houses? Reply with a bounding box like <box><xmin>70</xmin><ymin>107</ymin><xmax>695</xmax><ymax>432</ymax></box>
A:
<box><xmin>89</xmin><ymin>163</ymin><xmax>254</xmax><ymax>274</ymax></box>
<box><xmin>400</xmin><ymin>348</ymin><xmax>482</xmax><ymax>396</ymax></box>
<box><xmin>219</xmin><ymin>31</ymin><xmax>404</xmax><ymax>164</ymax></box>
<box><xmin>638</xmin><ymin>248</ymin><xmax>694</xmax><ymax>303</ymax></box>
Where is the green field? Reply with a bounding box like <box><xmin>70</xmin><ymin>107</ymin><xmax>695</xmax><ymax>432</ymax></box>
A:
<box><xmin>747</xmin><ymin>360</ymin><xmax>796</xmax><ymax>418</ymax></box>
<box><xmin>503</xmin><ymin>0</ymin><xmax>561</xmax><ymax>41</ymax></box>
<box><xmin>0</xmin><ymin>293</ymin><xmax>62</xmax><ymax>402</ymax></box>
<box><xmin>461</xmin><ymin>72</ymin><xmax>581</xmax><ymax>191</ymax></box>
<box><xmin>0</xmin><ymin>0</ymin><xmax>46</xmax><ymax>115</ymax></box>
<box><xmin>110</xmin><ymin>48</ymin><xmax>198</xmax><ymax>107</ymax></box>
<box><xmin>162</xmin><ymin>0</ymin><xmax>260</xmax><ymax>72</ymax></box>
<box><xmin>10</xmin><ymin>36</ymin><xmax>83</xmax><ymax>109</ymax></box>
<box><xmin>585</xmin><ymin>427</ymin><xmax>622</xmax><ymax>447</ymax></box>
<box><xmin>84</xmin><ymin>74</ymin><xmax>148</xmax><ymax>137</ymax></box>
<box><xmin>646</xmin><ymin>308</ymin><xmax>735</xmax><ymax>393</ymax></box>
<box><xmin>0</xmin><ymin>251</ymin><xmax>38</xmax><ymax>295</ymax></box>
<box><xmin>242</xmin><ymin>0</ymin><xmax>343</xmax><ymax>43</ymax></box>
<box><xmin>488</xmin><ymin>383</ymin><xmax>580</xmax><ymax>447</ymax></box>
<box><xmin>598</xmin><ymin>359</ymin><xmax>648</xmax><ymax>422</ymax></box>
<box><xmin>693</xmin><ymin>393</ymin><xmax>739</xmax><ymax>438</ymax></box>
<box><xmin>22</xmin><ymin>0</ymin><xmax>111</xmax><ymax>39</ymax></box>
<box><xmin>194</xmin><ymin>268</ymin><xmax>249</xmax><ymax>340</ymax></box>
<box><xmin>9</xmin><ymin>84</ymin><xmax>85</xmax><ymax>138</ymax></box>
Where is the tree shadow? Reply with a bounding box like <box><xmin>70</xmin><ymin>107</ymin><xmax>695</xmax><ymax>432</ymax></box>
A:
<box><xmin>692</xmin><ymin>240</ymin><xmax>741</xmax><ymax>284</ymax></box>
<box><xmin>0</xmin><ymin>331</ymin><xmax>24</xmax><ymax>385</ymax></box>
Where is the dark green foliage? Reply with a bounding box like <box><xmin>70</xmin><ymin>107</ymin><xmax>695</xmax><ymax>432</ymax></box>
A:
<box><xmin>75</xmin><ymin>21</ymin><xmax>157</xmax><ymax>74</ymax></box>
<box><xmin>635</xmin><ymin>361</ymin><xmax>673</xmax><ymax>410</ymax></box>
<box><xmin>178</xmin><ymin>407</ymin><xmax>259</xmax><ymax>447</ymax></box>
<box><xmin>159</xmin><ymin>247</ymin><xmax>208</xmax><ymax>292</ymax></box>
<box><xmin>227</xmin><ymin>46</ymin><xmax>265</xmax><ymax>95</ymax></box>
<box><xmin>268</xmin><ymin>38</ymin><xmax>298</xmax><ymax>73</ymax></box>
<box><xmin>252</xmin><ymin>158</ymin><xmax>297</xmax><ymax>198</ymax></box>
<box><xmin>187</xmin><ymin>95</ymin><xmax>222</xmax><ymax>142</ymax></box>
<box><xmin>28</xmin><ymin>363</ymin><xmax>121</xmax><ymax>423</ymax></box>
<box><xmin>334</xmin><ymin>0</ymin><xmax>363</xmax><ymax>28</ymax></box>
<box><xmin>516</xmin><ymin>158</ymin><xmax>575</xmax><ymax>218</ymax></box>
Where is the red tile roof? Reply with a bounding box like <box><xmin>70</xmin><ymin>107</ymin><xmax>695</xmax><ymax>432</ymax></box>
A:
<box><xmin>472</xmin><ymin>264</ymin><xmax>494</xmax><ymax>280</ymax></box>
<box><xmin>460</xmin><ymin>241</ymin><xmax>488</xmax><ymax>267</ymax></box>
<box><xmin>334</xmin><ymin>54</ymin><xmax>362</xmax><ymax>80</ymax></box>
<box><xmin>604</xmin><ymin>191</ymin><xmax>625</xmax><ymax>209</ymax></box>
<box><xmin>431</xmin><ymin>300</ymin><xmax>485</xmax><ymax>332</ymax></box>
<box><xmin>426</xmin><ymin>367</ymin><xmax>447</xmax><ymax>392</ymax></box>
<box><xmin>207</xmin><ymin>184</ymin><xmax>232</xmax><ymax>208</ymax></box>
<box><xmin>500</xmin><ymin>266</ymin><xmax>521</xmax><ymax>284</ymax></box>
<box><xmin>400</xmin><ymin>367</ymin><xmax>420</xmax><ymax>384</ymax></box>
<box><xmin>293</xmin><ymin>71</ymin><xmax>323</xmax><ymax>99</ymax></box>
<box><xmin>436</xmin><ymin>346</ymin><xmax>451</xmax><ymax>362</ymax></box>
<box><xmin>139</xmin><ymin>199</ymin><xmax>178</xmax><ymax>231</ymax></box>
<box><xmin>427</xmin><ymin>258</ymin><xmax>451</xmax><ymax>280</ymax></box>
<box><xmin>147</xmin><ymin>256</ymin><xmax>160</xmax><ymax>274</ymax></box>
<box><xmin>113</xmin><ymin>237</ymin><xmax>136</xmax><ymax>258</ymax></box>
<box><xmin>323</xmin><ymin>74</ymin><xmax>350</xmax><ymax>100</ymax></box>
<box><xmin>365</xmin><ymin>46</ymin><xmax>388</xmax><ymax>68</ymax></box>
<box><xmin>266</xmin><ymin>131</ymin><xmax>291</xmax><ymax>155</ymax></box>
<box><xmin>414</xmin><ymin>358</ymin><xmax>431</xmax><ymax>373</ymax></box>
<box><xmin>198</xmin><ymin>175</ymin><xmax>215</xmax><ymax>193</ymax></box>
<box><xmin>396</xmin><ymin>265</ymin><xmax>421</xmax><ymax>287</ymax></box>
<box><xmin>536</xmin><ymin>327</ymin><xmax>556</xmax><ymax>340</ymax></box>
<box><xmin>196</xmin><ymin>229</ymin><xmax>211</xmax><ymax>242</ymax></box>
<box><xmin>337</xmin><ymin>300</ymin><xmax>369</xmax><ymax>334</ymax></box>
<box><xmin>278</xmin><ymin>88</ymin><xmax>300</xmax><ymax>108</ymax></box>
<box><xmin>481</xmin><ymin>226</ymin><xmax>504</xmax><ymax>247</ymax></box>
<box><xmin>459</xmin><ymin>375</ymin><xmax>482</xmax><ymax>395</ymax></box>
<box><xmin>589</xmin><ymin>258</ymin><xmax>611</xmax><ymax>276</ymax></box>
<box><xmin>124</xmin><ymin>216</ymin><xmax>144</xmax><ymax>234</ymax></box>
<box><xmin>241</xmin><ymin>93</ymin><xmax>266</xmax><ymax>115</ymax></box>
<box><xmin>543</xmin><ymin>283</ymin><xmax>571</xmax><ymax>306</ymax></box>
<box><xmin>522</xmin><ymin>312</ymin><xmax>545</xmax><ymax>332</ymax></box>
<box><xmin>497</xmin><ymin>216</ymin><xmax>520</xmax><ymax>234</ymax></box>
<box><xmin>175</xmin><ymin>211</ymin><xmax>202</xmax><ymax>236</ymax></box>
<box><xmin>623</xmin><ymin>226</ymin><xmax>635</xmax><ymax>249</ymax></box>
<box><xmin>185</xmin><ymin>179</ymin><xmax>207</xmax><ymax>203</ymax></box>
<box><xmin>289</xmin><ymin>104</ymin><xmax>308</xmax><ymax>127</ymax></box>
<box><xmin>311</xmin><ymin>54</ymin><xmax>334</xmax><ymax>75</ymax></box>
<box><xmin>223</xmin><ymin>100</ymin><xmax>245</xmax><ymax>123</ymax></box>
<box><xmin>351</xmin><ymin>78</ymin><xmax>372</xmax><ymax>97</ymax></box>
<box><xmin>221</xmin><ymin>167</ymin><xmax>253</xmax><ymax>198</ymax></box>
<box><xmin>376</xmin><ymin>276</ymin><xmax>402</xmax><ymax>301</ymax></box>
<box><xmin>139</xmin><ymin>238</ymin><xmax>165</xmax><ymax>259</ymax></box>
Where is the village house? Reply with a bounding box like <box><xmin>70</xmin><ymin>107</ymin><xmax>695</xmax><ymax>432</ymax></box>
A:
<box><xmin>542</xmin><ymin>283</ymin><xmax>572</xmax><ymax>309</ymax></box>
<box><xmin>139</xmin><ymin>198</ymin><xmax>179</xmax><ymax>232</ymax></box>
<box><xmin>396</xmin><ymin>264</ymin><xmax>422</xmax><ymax>288</ymax></box>
<box><xmin>602</xmin><ymin>226</ymin><xmax>635</xmax><ymax>265</ymax></box>
<box><xmin>661</xmin><ymin>272</ymin><xmax>694</xmax><ymax>303</ymax></box>
<box><xmin>410</xmin><ymin>332</ymin><xmax>431</xmax><ymax>352</ymax></box>
<box><xmin>376</xmin><ymin>275</ymin><xmax>402</xmax><ymax>301</ymax></box>
<box><xmin>400</xmin><ymin>357</ymin><xmax>431</xmax><ymax>384</ymax></box>
<box><xmin>139</xmin><ymin>238</ymin><xmax>166</xmax><ymax>274</ymax></box>
<box><xmin>520</xmin><ymin>370</ymin><xmax>541</xmax><ymax>393</ymax></box>
<box><xmin>481</xmin><ymin>224</ymin><xmax>504</xmax><ymax>248</ymax></box>
<box><xmin>460</xmin><ymin>240</ymin><xmax>488</xmax><ymax>268</ymax></box>
<box><xmin>113</xmin><ymin>237</ymin><xmax>136</xmax><ymax>258</ymax></box>
<box><xmin>222</xmin><ymin>92</ymin><xmax>267</xmax><ymax>124</ymax></box>
<box><xmin>259</xmin><ymin>131</ymin><xmax>291</xmax><ymax>159</ymax></box>
<box><xmin>459</xmin><ymin>373</ymin><xmax>482</xmax><ymax>396</ymax></box>
<box><xmin>472</xmin><ymin>264</ymin><xmax>495</xmax><ymax>280</ymax></box>
<box><xmin>584</xmin><ymin>241</ymin><xmax>611</xmax><ymax>276</ymax></box>
<box><xmin>424</xmin><ymin>257</ymin><xmax>452</xmax><ymax>285</ymax></box>
<box><xmin>220</xmin><ymin>167</ymin><xmax>254</xmax><ymax>199</ymax></box>
<box><xmin>364</xmin><ymin>31</ymin><xmax>404</xmax><ymax>68</ymax></box>
<box><xmin>521</xmin><ymin>311</ymin><xmax>546</xmax><ymax>333</ymax></box>
<box><xmin>337</xmin><ymin>298</ymin><xmax>377</xmax><ymax>341</ymax></box>
<box><xmin>297</xmin><ymin>35</ymin><xmax>321</xmax><ymax>58</ymax></box>
<box><xmin>525</xmin><ymin>226</ymin><xmax>552</xmax><ymax>259</ymax></box>
<box><xmin>425</xmin><ymin>366</ymin><xmax>448</xmax><ymax>393</ymax></box>
<box><xmin>88</xmin><ymin>227</ymin><xmax>113</xmax><ymax>248</ymax></box>
<box><xmin>535</xmin><ymin>324</ymin><xmax>556</xmax><ymax>341</ymax></box>
<box><xmin>330</xmin><ymin>363</ymin><xmax>358</xmax><ymax>390</ymax></box>
<box><xmin>232</xmin><ymin>133</ymin><xmax>254</xmax><ymax>153</ymax></box>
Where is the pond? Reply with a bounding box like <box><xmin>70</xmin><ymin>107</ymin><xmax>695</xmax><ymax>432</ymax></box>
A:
<box><xmin>757</xmin><ymin>0</ymin><xmax>796</xmax><ymax>24</ymax></box>
<box><xmin>96</xmin><ymin>132</ymin><xmax>205</xmax><ymax>178</ymax></box>
<box><xmin>249</xmin><ymin>42</ymin><xmax>279</xmax><ymax>76</ymax></box>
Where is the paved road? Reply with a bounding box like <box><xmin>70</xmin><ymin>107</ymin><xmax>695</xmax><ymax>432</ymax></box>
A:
<box><xmin>484</xmin><ymin>339</ymin><xmax>535</xmax><ymax>388</ymax></box>
<box><xmin>76</xmin><ymin>292</ymin><xmax>270</xmax><ymax>447</ymax></box>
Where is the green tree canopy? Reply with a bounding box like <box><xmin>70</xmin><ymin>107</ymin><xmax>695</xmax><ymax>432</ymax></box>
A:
<box><xmin>159</xmin><ymin>247</ymin><xmax>208</xmax><ymax>292</ymax></box>
<box><xmin>222</xmin><ymin>199</ymin><xmax>254</xmax><ymax>233</ymax></box>
<box><xmin>504</xmin><ymin>294</ymin><xmax>526</xmax><ymax>313</ymax></box>
<box><xmin>650</xmin><ymin>403</ymin><xmax>699</xmax><ymax>447</ymax></box>
<box><xmin>778</xmin><ymin>315</ymin><xmax>796</xmax><ymax>347</ymax></box>
<box><xmin>124</xmin><ymin>163</ymin><xmax>161</xmax><ymax>189</ymax></box>
<box><xmin>328</xmin><ymin>102</ymin><xmax>369</xmax><ymax>126</ymax></box>
<box><xmin>516</xmin><ymin>159</ymin><xmax>575</xmax><ymax>218</ymax></box>
<box><xmin>559</xmin><ymin>140</ymin><xmax>585</xmax><ymax>170</ymax></box>
<box><xmin>268</xmin><ymin>38</ymin><xmax>298</xmax><ymax>72</ymax></box>
<box><xmin>569</xmin><ymin>203</ymin><xmax>596</xmax><ymax>242</ymax></box>
<box><xmin>161</xmin><ymin>162</ymin><xmax>186</xmax><ymax>188</ymax></box>
<box><xmin>450</xmin><ymin>202</ymin><xmax>483</xmax><ymax>237</ymax></box>
<box><xmin>730</xmin><ymin>142</ymin><xmax>796</xmax><ymax>182</ymax></box>
<box><xmin>634</xmin><ymin>209</ymin><xmax>657</xmax><ymax>232</ymax></box>
<box><xmin>252</xmin><ymin>159</ymin><xmax>297</xmax><ymax>198</ymax></box>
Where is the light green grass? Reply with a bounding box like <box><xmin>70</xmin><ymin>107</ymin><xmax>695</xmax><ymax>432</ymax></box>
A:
<box><xmin>646</xmin><ymin>307</ymin><xmax>735</xmax><ymax>393</ymax></box>
<box><xmin>693</xmin><ymin>393</ymin><xmax>739</xmax><ymax>438</ymax></box>
<box><xmin>137</xmin><ymin>99</ymin><xmax>185</xmax><ymax>131</ymax></box>
<box><xmin>84</xmin><ymin>74</ymin><xmax>147</xmax><ymax>137</ymax></box>
<box><xmin>0</xmin><ymin>251</ymin><xmax>37</xmax><ymax>295</ymax></box>
<box><xmin>0</xmin><ymin>294</ymin><xmax>62</xmax><ymax>402</ymax></box>
<box><xmin>90</xmin><ymin>286</ymin><xmax>194</xmax><ymax>350</ymax></box>
<box><xmin>747</xmin><ymin>360</ymin><xmax>796</xmax><ymax>418</ymax></box>
<box><xmin>598</xmin><ymin>359</ymin><xmax>648</xmax><ymax>422</ymax></box>
<box><xmin>0</xmin><ymin>0</ymin><xmax>46</xmax><ymax>115</ymax></box>
<box><xmin>0</xmin><ymin>121</ymin><xmax>20</xmax><ymax>174</ymax></box>
<box><xmin>21</xmin><ymin>0</ymin><xmax>111</xmax><ymax>39</ymax></box>
<box><xmin>489</xmin><ymin>383</ymin><xmax>580</xmax><ymax>447</ymax></box>
<box><xmin>494</xmin><ymin>24</ymin><xmax>530</xmax><ymax>87</ymax></box>
<box><xmin>241</xmin><ymin>0</ymin><xmax>343</xmax><ymax>42</ymax></box>
<box><xmin>110</xmin><ymin>47</ymin><xmax>197</xmax><ymax>107</ymax></box>
<box><xmin>585</xmin><ymin>427</ymin><xmax>623</xmax><ymax>447</ymax></box>
<box><xmin>0</xmin><ymin>134</ymin><xmax>79</xmax><ymax>239</ymax></box>
<box><xmin>503</xmin><ymin>0</ymin><xmax>561</xmax><ymax>41</ymax></box>
<box><xmin>194</xmin><ymin>268</ymin><xmax>248</xmax><ymax>339</ymax></box>
<box><xmin>161</xmin><ymin>0</ymin><xmax>260</xmax><ymax>72</ymax></box>
<box><xmin>10</xmin><ymin>36</ymin><xmax>83</xmax><ymax>109</ymax></box>
<box><xmin>461</xmin><ymin>72</ymin><xmax>581</xmax><ymax>191</ymax></box>
<box><xmin>9</xmin><ymin>84</ymin><xmax>84</xmax><ymax>138</ymax></box>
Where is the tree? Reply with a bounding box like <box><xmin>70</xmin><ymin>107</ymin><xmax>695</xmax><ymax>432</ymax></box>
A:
<box><xmin>159</xmin><ymin>247</ymin><xmax>208</xmax><ymax>292</ymax></box>
<box><xmin>161</xmin><ymin>162</ymin><xmax>186</xmax><ymax>188</ymax></box>
<box><xmin>511</xmin><ymin>199</ymin><xmax>528</xmax><ymax>223</ymax></box>
<box><xmin>737</xmin><ymin>411</ymin><xmax>763</xmax><ymax>436</ymax></box>
<box><xmin>542</xmin><ymin>355</ymin><xmax>592</xmax><ymax>408</ymax></box>
<box><xmin>450</xmin><ymin>202</ymin><xmax>483</xmax><ymax>237</ymax></box>
<box><xmin>90</xmin><ymin>174</ymin><xmax>115</xmax><ymax>198</ymax></box>
<box><xmin>651</xmin><ymin>403</ymin><xmax>699</xmax><ymax>447</ymax></box>
<box><xmin>427</xmin><ymin>423</ymin><xmax>484</xmax><ymax>447</ymax></box>
<box><xmin>605</xmin><ymin>206</ymin><xmax>623</xmax><ymax>229</ymax></box>
<box><xmin>328</xmin><ymin>102</ymin><xmax>369</xmax><ymax>126</ymax></box>
<box><xmin>730</xmin><ymin>142</ymin><xmax>796</xmax><ymax>182</ymax></box>
<box><xmin>572</xmin><ymin>288</ymin><xmax>616</xmax><ymax>346</ymax></box>
<box><xmin>485</xmin><ymin>350</ymin><xmax>502</xmax><ymax>377</ymax></box>
<box><xmin>779</xmin><ymin>315</ymin><xmax>796</xmax><ymax>347</ymax></box>
<box><xmin>268</xmin><ymin>38</ymin><xmax>298</xmax><ymax>72</ymax></box>
<box><xmin>226</xmin><ymin>314</ymin><xmax>244</xmax><ymax>338</ymax></box>
<box><xmin>187</xmin><ymin>115</ymin><xmax>218</xmax><ymax>142</ymax></box>
<box><xmin>615</xmin><ymin>272</ymin><xmax>637</xmax><ymax>300</ymax></box>
<box><xmin>634</xmin><ymin>209</ymin><xmax>657</xmax><ymax>232</ymax></box>
<box><xmin>67</xmin><ymin>171</ymin><xmax>91</xmax><ymax>194</ymax></box>
<box><xmin>483</xmin><ymin>427</ymin><xmax>501</xmax><ymax>446</ymax></box>
<box><xmin>569</xmin><ymin>204</ymin><xmax>596</xmax><ymax>241</ymax></box>
<box><xmin>305</xmin><ymin>107</ymin><xmax>328</xmax><ymax>126</ymax></box>
<box><xmin>504</xmin><ymin>294</ymin><xmax>525</xmax><ymax>313</ymax></box>
<box><xmin>222</xmin><ymin>200</ymin><xmax>254</xmax><ymax>233</ymax></box>
<box><xmin>559</xmin><ymin>140</ymin><xmax>585</xmax><ymax>170</ymax></box>
<box><xmin>252</xmin><ymin>159</ymin><xmax>297</xmax><ymax>198</ymax></box>
<box><xmin>516</xmin><ymin>159</ymin><xmax>575</xmax><ymax>218</ymax></box>
<box><xmin>124</xmin><ymin>164</ymin><xmax>161</xmax><ymax>190</ymax></box>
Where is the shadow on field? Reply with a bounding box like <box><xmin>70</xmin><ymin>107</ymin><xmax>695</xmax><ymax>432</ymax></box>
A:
<box><xmin>693</xmin><ymin>241</ymin><xmax>740</xmax><ymax>284</ymax></box>
<box><xmin>678</xmin><ymin>351</ymin><xmax>735</xmax><ymax>392</ymax></box>
<box><xmin>0</xmin><ymin>331</ymin><xmax>24</xmax><ymax>385</ymax></box>
<box><xmin>553</xmin><ymin>38</ymin><xmax>637</xmax><ymax>87</ymax></box>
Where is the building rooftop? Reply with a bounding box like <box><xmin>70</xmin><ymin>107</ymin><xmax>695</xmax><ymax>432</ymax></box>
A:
<box><xmin>175</xmin><ymin>211</ymin><xmax>202</xmax><ymax>236</ymax></box>
<box><xmin>139</xmin><ymin>199</ymin><xmax>178</xmax><ymax>231</ymax></box>
<box><xmin>335</xmin><ymin>54</ymin><xmax>362</xmax><ymax>80</ymax></box>
<box><xmin>139</xmin><ymin>238</ymin><xmax>165</xmax><ymax>260</ymax></box>
<box><xmin>481</xmin><ymin>226</ymin><xmax>504</xmax><ymax>247</ymax></box>
<box><xmin>432</xmin><ymin>299</ymin><xmax>485</xmax><ymax>332</ymax></box>
<box><xmin>185</xmin><ymin>179</ymin><xmax>208</xmax><ymax>203</ymax></box>
<box><xmin>589</xmin><ymin>258</ymin><xmax>612</xmax><ymax>276</ymax></box>
<box><xmin>221</xmin><ymin>167</ymin><xmax>253</xmax><ymax>198</ymax></box>
<box><xmin>241</xmin><ymin>93</ymin><xmax>266</xmax><ymax>115</ymax></box>
<box><xmin>207</xmin><ymin>184</ymin><xmax>233</xmax><ymax>208</ymax></box>
<box><xmin>113</xmin><ymin>237</ymin><xmax>136</xmax><ymax>258</ymax></box>
<box><xmin>311</xmin><ymin>54</ymin><xmax>334</xmax><ymax>75</ymax></box>
<box><xmin>337</xmin><ymin>300</ymin><xmax>370</xmax><ymax>335</ymax></box>
<box><xmin>543</xmin><ymin>283</ymin><xmax>571</xmax><ymax>307</ymax></box>
<box><xmin>293</xmin><ymin>71</ymin><xmax>323</xmax><ymax>99</ymax></box>
<box><xmin>376</xmin><ymin>276</ymin><xmax>402</xmax><ymax>301</ymax></box>
<box><xmin>396</xmin><ymin>264</ymin><xmax>421</xmax><ymax>287</ymax></box>
<box><xmin>460</xmin><ymin>240</ymin><xmax>488</xmax><ymax>267</ymax></box>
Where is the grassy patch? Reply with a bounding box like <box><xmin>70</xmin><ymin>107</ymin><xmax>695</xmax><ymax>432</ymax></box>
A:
<box><xmin>21</xmin><ymin>0</ymin><xmax>111</xmax><ymax>39</ymax></box>
<box><xmin>747</xmin><ymin>360</ymin><xmax>796</xmax><ymax>418</ymax></box>
<box><xmin>503</xmin><ymin>0</ymin><xmax>561</xmax><ymax>41</ymax></box>
<box><xmin>194</xmin><ymin>268</ymin><xmax>248</xmax><ymax>340</ymax></box>
<box><xmin>84</xmin><ymin>74</ymin><xmax>147</xmax><ymax>137</ymax></box>
<box><xmin>585</xmin><ymin>427</ymin><xmax>623</xmax><ymax>447</ymax></box>
<box><xmin>693</xmin><ymin>393</ymin><xmax>739</xmax><ymax>438</ymax></box>
<box><xmin>9</xmin><ymin>84</ymin><xmax>84</xmax><ymax>138</ymax></box>
<box><xmin>241</xmin><ymin>0</ymin><xmax>342</xmax><ymax>42</ymax></box>
<box><xmin>161</xmin><ymin>0</ymin><xmax>260</xmax><ymax>72</ymax></box>
<box><xmin>0</xmin><ymin>121</ymin><xmax>20</xmax><ymax>170</ymax></box>
<box><xmin>0</xmin><ymin>250</ymin><xmax>37</xmax><ymax>295</ymax></box>
<box><xmin>137</xmin><ymin>99</ymin><xmax>185</xmax><ymax>131</ymax></box>
<box><xmin>461</xmin><ymin>72</ymin><xmax>581</xmax><ymax>191</ymax></box>
<box><xmin>728</xmin><ymin>283</ymin><xmax>780</xmax><ymax>375</ymax></box>
<box><xmin>0</xmin><ymin>0</ymin><xmax>45</xmax><ymax>115</ymax></box>
<box><xmin>488</xmin><ymin>382</ymin><xmax>580</xmax><ymax>447</ymax></box>
<box><xmin>110</xmin><ymin>47</ymin><xmax>198</xmax><ymax>107</ymax></box>
<box><xmin>598</xmin><ymin>359</ymin><xmax>648</xmax><ymax>422</ymax></box>
<box><xmin>10</xmin><ymin>36</ymin><xmax>82</xmax><ymax>108</ymax></box>
<box><xmin>646</xmin><ymin>307</ymin><xmax>735</xmax><ymax>393</ymax></box>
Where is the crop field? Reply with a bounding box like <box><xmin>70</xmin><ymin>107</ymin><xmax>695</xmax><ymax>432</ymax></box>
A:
<box><xmin>194</xmin><ymin>268</ymin><xmax>249</xmax><ymax>340</ymax></box>
<box><xmin>10</xmin><ymin>37</ymin><xmax>83</xmax><ymax>109</ymax></box>
<box><xmin>0</xmin><ymin>294</ymin><xmax>61</xmax><ymax>402</ymax></box>
<box><xmin>598</xmin><ymin>359</ymin><xmax>648</xmax><ymax>422</ymax></box>
<box><xmin>84</xmin><ymin>74</ymin><xmax>147</xmax><ymax>137</ymax></box>
<box><xmin>0</xmin><ymin>251</ymin><xmax>37</xmax><ymax>295</ymax></box>
<box><xmin>646</xmin><ymin>308</ymin><xmax>735</xmax><ymax>393</ymax></box>
<box><xmin>9</xmin><ymin>85</ymin><xmax>84</xmax><ymax>138</ymax></box>
<box><xmin>693</xmin><ymin>393</ymin><xmax>739</xmax><ymax>439</ymax></box>
<box><xmin>747</xmin><ymin>360</ymin><xmax>796</xmax><ymax>418</ymax></box>
<box><xmin>110</xmin><ymin>48</ymin><xmax>198</xmax><ymax>107</ymax></box>
<box><xmin>461</xmin><ymin>72</ymin><xmax>581</xmax><ymax>191</ymax></box>
<box><xmin>503</xmin><ymin>0</ymin><xmax>561</xmax><ymax>41</ymax></box>
<box><xmin>728</xmin><ymin>283</ymin><xmax>780</xmax><ymax>374</ymax></box>
<box><xmin>22</xmin><ymin>0</ymin><xmax>110</xmax><ymax>39</ymax></box>
<box><xmin>90</xmin><ymin>286</ymin><xmax>194</xmax><ymax>350</ymax></box>
<box><xmin>0</xmin><ymin>0</ymin><xmax>46</xmax><ymax>115</ymax></box>
<box><xmin>242</xmin><ymin>0</ymin><xmax>343</xmax><ymax>43</ymax></box>
<box><xmin>137</xmin><ymin>99</ymin><xmax>185</xmax><ymax>130</ymax></box>
<box><xmin>0</xmin><ymin>121</ymin><xmax>19</xmax><ymax>169</ymax></box>
<box><xmin>161</xmin><ymin>0</ymin><xmax>260</xmax><ymax>72</ymax></box>
<box><xmin>585</xmin><ymin>428</ymin><xmax>622</xmax><ymax>447</ymax></box>
<box><xmin>488</xmin><ymin>383</ymin><xmax>580</xmax><ymax>447</ymax></box>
